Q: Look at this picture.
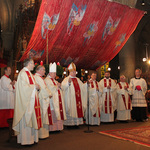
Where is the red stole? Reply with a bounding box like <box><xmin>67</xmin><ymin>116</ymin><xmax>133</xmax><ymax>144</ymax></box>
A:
<box><xmin>38</xmin><ymin>75</ymin><xmax>53</xmax><ymax>125</ymax></box>
<box><xmin>4</xmin><ymin>74</ymin><xmax>9</xmax><ymax>78</ymax></box>
<box><xmin>25</xmin><ymin>71</ymin><xmax>42</xmax><ymax>129</ymax></box>
<box><xmin>90</xmin><ymin>81</ymin><xmax>99</xmax><ymax>89</ymax></box>
<box><xmin>90</xmin><ymin>81</ymin><xmax>100</xmax><ymax>117</ymax></box>
<box><xmin>118</xmin><ymin>82</ymin><xmax>131</xmax><ymax>110</ymax></box>
<box><xmin>50</xmin><ymin>78</ymin><xmax>64</xmax><ymax>120</ymax></box>
<box><xmin>71</xmin><ymin>78</ymin><xmax>83</xmax><ymax>118</ymax></box>
<box><xmin>104</xmin><ymin>78</ymin><xmax>112</xmax><ymax>114</ymax></box>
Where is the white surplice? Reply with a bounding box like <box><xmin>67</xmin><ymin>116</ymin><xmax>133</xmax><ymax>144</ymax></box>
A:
<box><xmin>129</xmin><ymin>78</ymin><xmax>147</xmax><ymax>107</ymax></box>
<box><xmin>0</xmin><ymin>75</ymin><xmax>15</xmax><ymax>109</ymax></box>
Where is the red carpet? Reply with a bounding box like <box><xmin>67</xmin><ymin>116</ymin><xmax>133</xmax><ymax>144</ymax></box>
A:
<box><xmin>99</xmin><ymin>126</ymin><xmax>150</xmax><ymax>148</ymax></box>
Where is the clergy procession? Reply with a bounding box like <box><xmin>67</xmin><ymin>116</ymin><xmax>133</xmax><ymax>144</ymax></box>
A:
<box><xmin>0</xmin><ymin>58</ymin><xmax>148</xmax><ymax>145</ymax></box>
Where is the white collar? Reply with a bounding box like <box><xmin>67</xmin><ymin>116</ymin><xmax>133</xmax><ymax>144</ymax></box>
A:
<box><xmin>23</xmin><ymin>67</ymin><xmax>30</xmax><ymax>71</ymax></box>
<box><xmin>69</xmin><ymin>75</ymin><xmax>76</xmax><ymax>78</ymax></box>
<box><xmin>48</xmin><ymin>75</ymin><xmax>54</xmax><ymax>79</ymax></box>
<box><xmin>35</xmin><ymin>73</ymin><xmax>42</xmax><ymax>76</ymax></box>
<box><xmin>91</xmin><ymin>79</ymin><xmax>96</xmax><ymax>81</ymax></box>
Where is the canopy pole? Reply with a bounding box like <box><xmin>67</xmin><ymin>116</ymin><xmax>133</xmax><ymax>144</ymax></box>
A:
<box><xmin>46</xmin><ymin>31</ymin><xmax>48</xmax><ymax>65</ymax></box>
<box><xmin>84</xmin><ymin>83</ymin><xmax>93</xmax><ymax>133</ymax></box>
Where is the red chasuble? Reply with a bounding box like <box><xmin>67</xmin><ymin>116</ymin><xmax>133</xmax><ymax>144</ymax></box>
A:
<box><xmin>118</xmin><ymin>82</ymin><xmax>131</xmax><ymax>110</ymax></box>
<box><xmin>50</xmin><ymin>78</ymin><xmax>64</xmax><ymax>120</ymax></box>
<box><xmin>71</xmin><ymin>78</ymin><xmax>83</xmax><ymax>118</ymax></box>
<box><xmin>104</xmin><ymin>79</ymin><xmax>112</xmax><ymax>114</ymax></box>
<box><xmin>25</xmin><ymin>71</ymin><xmax>42</xmax><ymax>129</ymax></box>
<box><xmin>90</xmin><ymin>81</ymin><xmax>100</xmax><ymax>117</ymax></box>
<box><xmin>39</xmin><ymin>75</ymin><xmax>53</xmax><ymax>125</ymax></box>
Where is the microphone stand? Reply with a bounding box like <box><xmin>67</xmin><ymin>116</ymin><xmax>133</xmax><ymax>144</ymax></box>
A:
<box><xmin>84</xmin><ymin>82</ymin><xmax>93</xmax><ymax>133</ymax></box>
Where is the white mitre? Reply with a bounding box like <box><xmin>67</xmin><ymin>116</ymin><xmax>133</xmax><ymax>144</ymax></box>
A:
<box><xmin>68</xmin><ymin>62</ymin><xmax>76</xmax><ymax>72</ymax></box>
<box><xmin>49</xmin><ymin>62</ymin><xmax>56</xmax><ymax>72</ymax></box>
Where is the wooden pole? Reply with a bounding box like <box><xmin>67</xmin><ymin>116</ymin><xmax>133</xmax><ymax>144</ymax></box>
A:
<box><xmin>46</xmin><ymin>31</ymin><xmax>48</xmax><ymax>64</ymax></box>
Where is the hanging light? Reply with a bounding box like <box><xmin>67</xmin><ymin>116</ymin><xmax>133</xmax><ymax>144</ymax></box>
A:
<box><xmin>85</xmin><ymin>70</ymin><xmax>88</xmax><ymax>73</ymax></box>
<box><xmin>108</xmin><ymin>67</ymin><xmax>111</xmax><ymax>71</ymax></box>
<box><xmin>16</xmin><ymin>70</ymin><xmax>19</xmax><ymax>73</ymax></box>
<box><xmin>63</xmin><ymin>71</ymin><xmax>66</xmax><ymax>74</ymax></box>
<box><xmin>142</xmin><ymin>0</ymin><xmax>145</xmax><ymax>5</ymax></box>
<box><xmin>118</xmin><ymin>66</ymin><xmax>120</xmax><ymax>70</ymax></box>
<box><xmin>143</xmin><ymin>58</ymin><xmax>147</xmax><ymax>62</ymax></box>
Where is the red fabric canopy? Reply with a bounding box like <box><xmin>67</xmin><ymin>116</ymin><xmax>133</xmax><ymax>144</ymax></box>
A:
<box><xmin>20</xmin><ymin>0</ymin><xmax>144</xmax><ymax>69</ymax></box>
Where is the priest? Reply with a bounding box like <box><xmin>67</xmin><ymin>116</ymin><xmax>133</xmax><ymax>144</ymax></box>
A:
<box><xmin>61</xmin><ymin>62</ymin><xmax>87</xmax><ymax>126</ymax></box>
<box><xmin>34</xmin><ymin>65</ymin><xmax>53</xmax><ymax>139</ymax></box>
<box><xmin>85</xmin><ymin>72</ymin><xmax>101</xmax><ymax>125</ymax></box>
<box><xmin>13</xmin><ymin>59</ymin><xmax>42</xmax><ymax>145</ymax></box>
<box><xmin>129</xmin><ymin>69</ymin><xmax>148</xmax><ymax>122</ymax></box>
<box><xmin>45</xmin><ymin>62</ymin><xmax>66</xmax><ymax>131</ymax></box>
<box><xmin>116</xmin><ymin>75</ymin><xmax>132</xmax><ymax>122</ymax></box>
<box><xmin>99</xmin><ymin>71</ymin><xmax>117</xmax><ymax>123</ymax></box>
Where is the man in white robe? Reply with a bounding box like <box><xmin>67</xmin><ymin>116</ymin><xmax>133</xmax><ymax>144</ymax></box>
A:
<box><xmin>99</xmin><ymin>71</ymin><xmax>117</xmax><ymax>123</ymax></box>
<box><xmin>45</xmin><ymin>62</ymin><xmax>66</xmax><ymax>131</ymax></box>
<box><xmin>116</xmin><ymin>75</ymin><xmax>132</xmax><ymax>122</ymax></box>
<box><xmin>61</xmin><ymin>62</ymin><xmax>87</xmax><ymax>126</ymax></box>
<box><xmin>13</xmin><ymin>59</ymin><xmax>42</xmax><ymax>145</ymax></box>
<box><xmin>34</xmin><ymin>65</ymin><xmax>53</xmax><ymax>139</ymax></box>
<box><xmin>0</xmin><ymin>67</ymin><xmax>15</xmax><ymax>127</ymax></box>
<box><xmin>0</xmin><ymin>67</ymin><xmax>15</xmax><ymax>109</ymax></box>
<box><xmin>129</xmin><ymin>69</ymin><xmax>148</xmax><ymax>122</ymax></box>
<box><xmin>85</xmin><ymin>72</ymin><xmax>101</xmax><ymax>125</ymax></box>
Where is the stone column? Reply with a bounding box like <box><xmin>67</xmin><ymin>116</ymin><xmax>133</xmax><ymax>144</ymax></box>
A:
<box><xmin>119</xmin><ymin>34</ymin><xmax>136</xmax><ymax>82</ymax></box>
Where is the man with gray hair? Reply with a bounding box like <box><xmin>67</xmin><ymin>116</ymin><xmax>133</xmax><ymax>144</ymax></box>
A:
<box><xmin>129</xmin><ymin>69</ymin><xmax>148</xmax><ymax>122</ymax></box>
<box><xmin>13</xmin><ymin>58</ymin><xmax>42</xmax><ymax>145</ymax></box>
<box><xmin>116</xmin><ymin>75</ymin><xmax>132</xmax><ymax>122</ymax></box>
<box><xmin>34</xmin><ymin>65</ymin><xmax>53</xmax><ymax>139</ymax></box>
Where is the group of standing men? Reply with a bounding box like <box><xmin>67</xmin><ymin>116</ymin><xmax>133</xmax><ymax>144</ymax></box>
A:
<box><xmin>1</xmin><ymin>58</ymin><xmax>145</xmax><ymax>145</ymax></box>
